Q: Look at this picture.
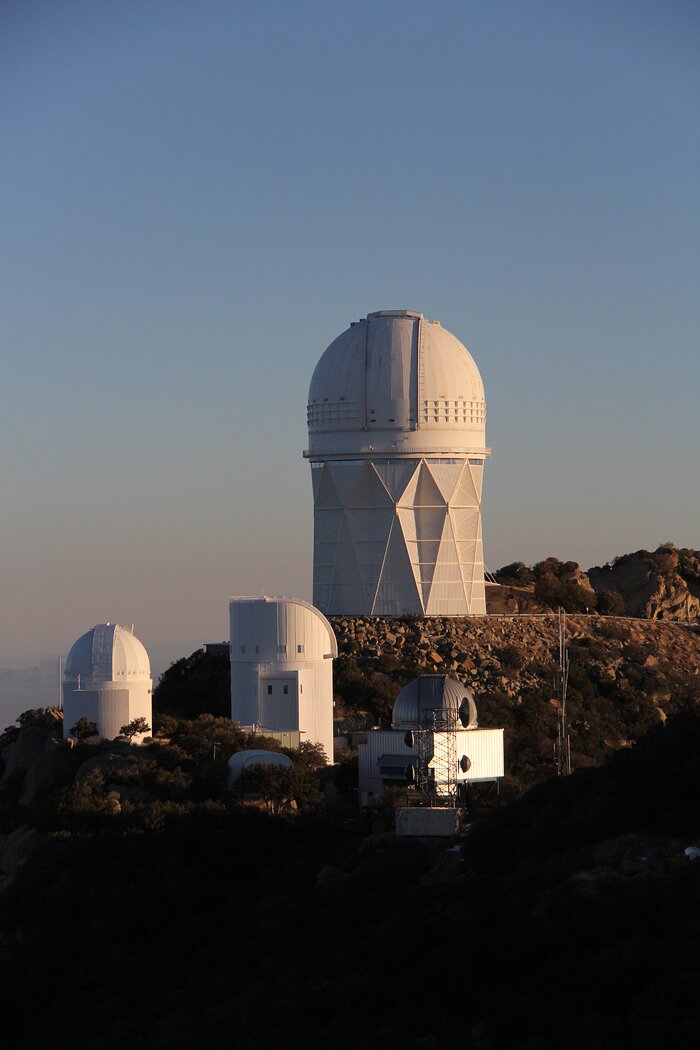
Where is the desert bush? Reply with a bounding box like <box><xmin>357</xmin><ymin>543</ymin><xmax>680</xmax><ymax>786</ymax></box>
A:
<box><xmin>499</xmin><ymin>645</ymin><xmax>526</xmax><ymax>670</ymax></box>
<box><xmin>598</xmin><ymin>620</ymin><xmax>631</xmax><ymax>642</ymax></box>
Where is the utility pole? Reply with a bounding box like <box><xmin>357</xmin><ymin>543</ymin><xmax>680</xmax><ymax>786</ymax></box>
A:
<box><xmin>555</xmin><ymin>608</ymin><xmax>572</xmax><ymax>776</ymax></box>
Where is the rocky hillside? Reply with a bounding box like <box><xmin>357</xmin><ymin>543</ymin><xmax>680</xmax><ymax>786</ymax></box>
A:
<box><xmin>331</xmin><ymin>613</ymin><xmax>700</xmax><ymax>792</ymax></box>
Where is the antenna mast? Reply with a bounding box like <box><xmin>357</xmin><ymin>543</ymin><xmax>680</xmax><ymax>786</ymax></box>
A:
<box><xmin>555</xmin><ymin>608</ymin><xmax>572</xmax><ymax>776</ymax></box>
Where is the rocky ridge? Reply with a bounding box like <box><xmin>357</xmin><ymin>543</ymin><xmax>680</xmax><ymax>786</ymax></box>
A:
<box><xmin>494</xmin><ymin>545</ymin><xmax>700</xmax><ymax>621</ymax></box>
<box><xmin>331</xmin><ymin>612</ymin><xmax>699</xmax><ymax>696</ymax></box>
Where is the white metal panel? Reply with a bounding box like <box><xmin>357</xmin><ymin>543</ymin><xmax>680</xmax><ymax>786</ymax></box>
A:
<box><xmin>91</xmin><ymin>624</ymin><xmax>117</xmax><ymax>680</ymax></box>
<box><xmin>62</xmin><ymin>688</ymin><xmax>100</xmax><ymax>738</ymax></box>
<box><xmin>260</xmin><ymin>676</ymin><xmax>298</xmax><ymax>731</ymax></box>
<box><xmin>307</xmin><ymin>321</ymin><xmax>366</xmax><ymax>431</ymax></box>
<box><xmin>365</xmin><ymin>314</ymin><xmax>417</xmax><ymax>430</ymax></box>
<box><xmin>297</xmin><ymin>665</ymin><xmax>334</xmax><ymax>762</ymax></box>
<box><xmin>98</xmin><ymin>686</ymin><xmax>131</xmax><ymax>741</ymax></box>
<box><xmin>112</xmin><ymin>626</ymin><xmax>151</xmax><ymax>680</ymax></box>
<box><xmin>455</xmin><ymin>728</ymin><xmax>505</xmax><ymax>780</ymax></box>
<box><xmin>230</xmin><ymin>662</ymin><xmax>261</xmax><ymax>727</ymax></box>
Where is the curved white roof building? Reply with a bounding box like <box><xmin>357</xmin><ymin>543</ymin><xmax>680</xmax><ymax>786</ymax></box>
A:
<box><xmin>305</xmin><ymin>310</ymin><xmax>490</xmax><ymax>616</ymax></box>
<box><xmin>229</xmin><ymin>597</ymin><xmax>336</xmax><ymax>763</ymax></box>
<box><xmin>63</xmin><ymin>623</ymin><xmax>153</xmax><ymax>741</ymax></box>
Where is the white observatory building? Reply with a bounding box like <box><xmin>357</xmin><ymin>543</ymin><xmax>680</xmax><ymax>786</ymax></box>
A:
<box><xmin>357</xmin><ymin>674</ymin><xmax>504</xmax><ymax>807</ymax></box>
<box><xmin>62</xmin><ymin>623</ymin><xmax>153</xmax><ymax>741</ymax></box>
<box><xmin>229</xmin><ymin>597</ymin><xmax>337</xmax><ymax>763</ymax></box>
<box><xmin>304</xmin><ymin>310</ymin><xmax>490</xmax><ymax>616</ymax></box>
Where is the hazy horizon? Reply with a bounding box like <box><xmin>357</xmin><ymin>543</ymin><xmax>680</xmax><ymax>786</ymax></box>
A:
<box><xmin>2</xmin><ymin>1</ymin><xmax>698</xmax><ymax>668</ymax></box>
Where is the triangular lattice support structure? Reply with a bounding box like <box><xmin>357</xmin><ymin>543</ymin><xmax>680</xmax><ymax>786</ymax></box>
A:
<box><xmin>311</xmin><ymin>457</ymin><xmax>486</xmax><ymax>616</ymax></box>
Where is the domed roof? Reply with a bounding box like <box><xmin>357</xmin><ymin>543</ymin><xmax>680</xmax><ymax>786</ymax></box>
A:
<box><xmin>392</xmin><ymin>674</ymin><xmax>478</xmax><ymax>730</ymax></box>
<box><xmin>306</xmin><ymin>311</ymin><xmax>487</xmax><ymax>459</ymax></box>
<box><xmin>64</xmin><ymin>624</ymin><xmax>151</xmax><ymax>683</ymax></box>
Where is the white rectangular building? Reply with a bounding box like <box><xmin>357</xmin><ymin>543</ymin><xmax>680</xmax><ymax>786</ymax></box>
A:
<box><xmin>229</xmin><ymin>596</ymin><xmax>337</xmax><ymax>764</ymax></box>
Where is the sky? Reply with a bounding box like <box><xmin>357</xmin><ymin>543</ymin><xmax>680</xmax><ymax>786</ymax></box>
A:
<box><xmin>1</xmin><ymin>0</ymin><xmax>698</xmax><ymax>668</ymax></box>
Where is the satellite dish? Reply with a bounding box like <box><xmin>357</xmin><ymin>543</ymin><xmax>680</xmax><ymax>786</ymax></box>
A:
<box><xmin>459</xmin><ymin>695</ymin><xmax>478</xmax><ymax>728</ymax></box>
<box><xmin>405</xmin><ymin>764</ymin><xmax>416</xmax><ymax>785</ymax></box>
<box><xmin>404</xmin><ymin>730</ymin><xmax>414</xmax><ymax>748</ymax></box>
<box><xmin>460</xmin><ymin>755</ymin><xmax>471</xmax><ymax>773</ymax></box>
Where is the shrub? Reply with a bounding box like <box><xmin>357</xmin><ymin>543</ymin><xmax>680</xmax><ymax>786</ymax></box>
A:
<box><xmin>598</xmin><ymin>620</ymin><xmax>631</xmax><ymax>642</ymax></box>
<box><xmin>499</xmin><ymin>645</ymin><xmax>526</xmax><ymax>671</ymax></box>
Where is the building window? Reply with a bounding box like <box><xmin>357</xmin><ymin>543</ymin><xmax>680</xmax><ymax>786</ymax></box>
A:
<box><xmin>283</xmin><ymin>685</ymin><xmax>289</xmax><ymax>694</ymax></box>
<box><xmin>240</xmin><ymin>645</ymin><xmax>246</xmax><ymax>654</ymax></box>
<box><xmin>277</xmin><ymin>644</ymin><xmax>287</xmax><ymax>654</ymax></box>
<box><xmin>267</xmin><ymin>685</ymin><xmax>272</xmax><ymax>695</ymax></box>
<box><xmin>255</xmin><ymin>645</ymin><xmax>259</xmax><ymax>654</ymax></box>
<box><xmin>297</xmin><ymin>644</ymin><xmax>304</xmax><ymax>654</ymax></box>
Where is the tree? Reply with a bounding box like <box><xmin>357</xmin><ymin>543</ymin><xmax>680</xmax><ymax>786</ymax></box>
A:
<box><xmin>236</xmin><ymin>762</ymin><xmax>322</xmax><ymax>813</ymax></box>
<box><xmin>70</xmin><ymin>717</ymin><xmax>98</xmax><ymax>742</ymax></box>
<box><xmin>596</xmin><ymin>589</ymin><xmax>625</xmax><ymax>616</ymax></box>
<box><xmin>534</xmin><ymin>574</ymin><xmax>594</xmax><ymax>613</ymax></box>
<box><xmin>120</xmin><ymin>717</ymin><xmax>151</xmax><ymax>742</ymax></box>
<box><xmin>494</xmin><ymin>562</ymin><xmax>535</xmax><ymax>586</ymax></box>
<box><xmin>153</xmin><ymin>647</ymin><xmax>231</xmax><ymax>719</ymax></box>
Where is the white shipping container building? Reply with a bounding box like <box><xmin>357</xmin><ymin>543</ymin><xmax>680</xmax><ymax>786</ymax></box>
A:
<box><xmin>63</xmin><ymin>623</ymin><xmax>153</xmax><ymax>742</ymax></box>
<box><xmin>358</xmin><ymin>675</ymin><xmax>504</xmax><ymax>806</ymax></box>
<box><xmin>229</xmin><ymin>597</ymin><xmax>337</xmax><ymax>764</ymax></box>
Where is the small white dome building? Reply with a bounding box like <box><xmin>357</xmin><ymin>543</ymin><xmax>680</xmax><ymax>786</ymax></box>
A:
<box><xmin>63</xmin><ymin>623</ymin><xmax>153</xmax><ymax>741</ymax></box>
<box><xmin>357</xmin><ymin>674</ymin><xmax>503</xmax><ymax>807</ymax></box>
<box><xmin>304</xmin><ymin>310</ymin><xmax>490</xmax><ymax>616</ymax></box>
<box><xmin>227</xmin><ymin>750</ymin><xmax>293</xmax><ymax>791</ymax></box>
<box><xmin>229</xmin><ymin>597</ymin><xmax>337</xmax><ymax>763</ymax></box>
<box><xmin>391</xmin><ymin>674</ymin><xmax>478</xmax><ymax>731</ymax></box>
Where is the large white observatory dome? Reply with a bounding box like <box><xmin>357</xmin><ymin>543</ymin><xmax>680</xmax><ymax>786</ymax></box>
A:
<box><xmin>63</xmin><ymin>624</ymin><xmax>153</xmax><ymax>741</ymax></box>
<box><xmin>304</xmin><ymin>311</ymin><xmax>491</xmax><ymax>617</ymax></box>
<box><xmin>306</xmin><ymin>310</ymin><xmax>486</xmax><ymax>458</ymax></box>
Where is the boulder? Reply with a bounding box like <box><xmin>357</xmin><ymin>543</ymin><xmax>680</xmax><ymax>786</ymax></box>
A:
<box><xmin>19</xmin><ymin>748</ymin><xmax>75</xmax><ymax>807</ymax></box>
<box><xmin>1</xmin><ymin>825</ymin><xmax>39</xmax><ymax>876</ymax></box>
<box><xmin>2</xmin><ymin>726</ymin><xmax>49</xmax><ymax>781</ymax></box>
<box><xmin>74</xmin><ymin>753</ymin><xmax>127</xmax><ymax>781</ymax></box>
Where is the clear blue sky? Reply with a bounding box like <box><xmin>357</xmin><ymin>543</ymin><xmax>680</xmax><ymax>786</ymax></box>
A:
<box><xmin>1</xmin><ymin>0</ymin><xmax>698</xmax><ymax>665</ymax></box>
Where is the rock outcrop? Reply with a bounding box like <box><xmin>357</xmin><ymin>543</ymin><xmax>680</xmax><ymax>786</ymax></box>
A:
<box><xmin>19</xmin><ymin>746</ymin><xmax>75</xmax><ymax>807</ymax></box>
<box><xmin>589</xmin><ymin>547</ymin><xmax>700</xmax><ymax>622</ymax></box>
